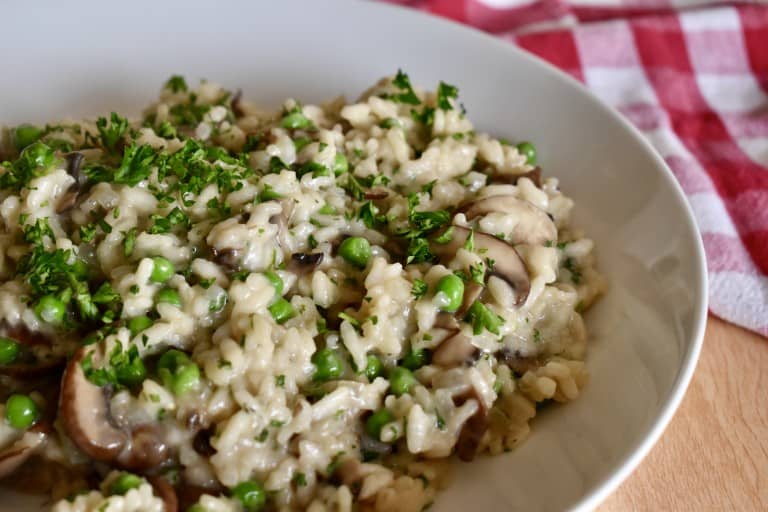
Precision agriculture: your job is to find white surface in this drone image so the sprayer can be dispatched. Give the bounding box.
[0,1,707,511]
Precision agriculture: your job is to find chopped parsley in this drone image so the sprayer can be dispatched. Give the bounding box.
[389,70,420,105]
[411,279,428,299]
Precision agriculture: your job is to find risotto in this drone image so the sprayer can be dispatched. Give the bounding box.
[0,72,604,511]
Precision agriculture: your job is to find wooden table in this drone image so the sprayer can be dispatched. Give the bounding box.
[599,315,768,511]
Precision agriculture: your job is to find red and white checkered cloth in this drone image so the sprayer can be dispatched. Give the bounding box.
[386,0,768,337]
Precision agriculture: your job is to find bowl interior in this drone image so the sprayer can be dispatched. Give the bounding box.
[2,1,707,510]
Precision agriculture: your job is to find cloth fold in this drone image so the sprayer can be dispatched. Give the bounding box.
[387,0,768,336]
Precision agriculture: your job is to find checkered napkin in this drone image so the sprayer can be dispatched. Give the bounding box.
[387,0,768,336]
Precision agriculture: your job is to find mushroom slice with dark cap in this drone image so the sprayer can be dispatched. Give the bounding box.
[56,152,87,213]
[0,428,47,479]
[288,252,324,275]
[431,226,531,305]
[60,347,129,462]
[454,390,490,462]
[459,195,557,246]
[148,476,179,512]
[432,333,478,368]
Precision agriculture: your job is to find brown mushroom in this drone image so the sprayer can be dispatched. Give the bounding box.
[455,406,489,462]
[363,190,388,200]
[60,347,129,462]
[177,483,224,511]
[120,425,170,471]
[489,167,541,187]
[211,247,241,271]
[60,347,172,471]
[288,252,323,274]
[148,476,178,512]
[0,430,46,479]
[432,333,478,368]
[456,281,484,318]
[431,226,530,305]
[453,390,490,462]
[57,152,87,213]
[497,348,542,375]
[460,195,557,246]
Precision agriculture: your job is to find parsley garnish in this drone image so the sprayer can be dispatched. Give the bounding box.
[95,112,129,151]
[465,301,504,335]
[411,279,428,299]
[436,81,459,110]
[164,75,188,93]
[390,70,420,105]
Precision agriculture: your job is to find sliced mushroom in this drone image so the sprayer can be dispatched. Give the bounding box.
[0,429,46,479]
[456,281,484,318]
[192,427,216,457]
[57,152,87,213]
[490,167,541,187]
[432,333,478,367]
[148,476,178,512]
[336,458,365,486]
[60,347,129,462]
[120,424,170,471]
[497,348,542,375]
[431,226,530,305]
[453,390,489,462]
[455,406,489,462]
[211,247,241,271]
[460,195,557,246]
[363,189,388,200]
[433,312,460,331]
[60,347,172,471]
[288,252,323,274]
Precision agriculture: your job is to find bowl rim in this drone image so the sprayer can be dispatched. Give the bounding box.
[369,2,709,510]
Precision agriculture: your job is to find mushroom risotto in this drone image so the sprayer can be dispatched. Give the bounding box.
[0,72,604,511]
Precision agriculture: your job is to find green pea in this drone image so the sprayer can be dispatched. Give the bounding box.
[0,338,20,365]
[115,357,146,388]
[402,348,431,371]
[362,354,383,382]
[338,237,371,269]
[34,295,66,324]
[128,315,153,337]
[157,349,200,396]
[311,348,344,382]
[231,480,266,512]
[172,363,200,395]
[389,367,417,396]
[281,111,312,130]
[435,274,464,313]
[13,124,43,150]
[365,409,395,440]
[268,298,295,324]
[108,473,144,496]
[21,141,55,169]
[5,394,38,429]
[516,141,537,165]
[150,256,175,283]
[333,153,348,176]
[263,270,283,297]
[156,288,182,308]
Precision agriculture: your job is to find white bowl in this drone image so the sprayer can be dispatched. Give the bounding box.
[2,1,707,510]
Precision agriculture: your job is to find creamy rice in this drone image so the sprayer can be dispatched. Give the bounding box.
[0,72,604,511]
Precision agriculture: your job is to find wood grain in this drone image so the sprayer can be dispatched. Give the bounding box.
[599,315,768,511]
